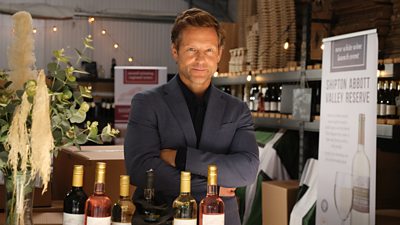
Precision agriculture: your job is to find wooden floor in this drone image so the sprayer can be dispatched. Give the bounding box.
[0,201,63,225]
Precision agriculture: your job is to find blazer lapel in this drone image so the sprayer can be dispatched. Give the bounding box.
[162,76,197,147]
[199,86,226,148]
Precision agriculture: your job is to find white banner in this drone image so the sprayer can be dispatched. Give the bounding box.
[317,29,377,225]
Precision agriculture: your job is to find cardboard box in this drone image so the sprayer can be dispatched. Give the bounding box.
[262,180,299,225]
[52,145,135,204]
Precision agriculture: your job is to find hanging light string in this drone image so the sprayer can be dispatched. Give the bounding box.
[89,17,141,65]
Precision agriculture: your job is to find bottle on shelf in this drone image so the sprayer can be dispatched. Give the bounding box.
[277,84,282,113]
[143,169,160,222]
[397,82,400,119]
[377,81,386,119]
[270,84,278,113]
[111,175,135,224]
[199,165,224,225]
[172,171,197,225]
[111,58,117,79]
[84,162,112,225]
[249,85,259,112]
[264,85,271,113]
[351,113,370,225]
[63,165,88,225]
[386,81,397,119]
[315,84,321,116]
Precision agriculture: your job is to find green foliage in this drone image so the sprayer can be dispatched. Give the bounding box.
[0,38,119,171]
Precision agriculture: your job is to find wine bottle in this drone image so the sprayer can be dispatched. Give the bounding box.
[199,165,224,225]
[386,81,397,119]
[277,84,282,113]
[63,165,88,225]
[377,81,385,118]
[264,85,271,112]
[270,85,278,112]
[173,171,197,225]
[111,175,135,225]
[351,114,370,225]
[84,162,112,225]
[143,169,160,222]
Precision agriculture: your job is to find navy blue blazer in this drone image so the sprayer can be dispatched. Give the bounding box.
[124,75,259,225]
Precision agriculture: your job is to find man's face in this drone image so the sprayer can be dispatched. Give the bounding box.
[171,26,222,90]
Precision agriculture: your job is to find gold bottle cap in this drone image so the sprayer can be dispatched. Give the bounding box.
[95,162,106,184]
[120,175,130,197]
[180,171,191,193]
[207,164,218,185]
[72,165,84,187]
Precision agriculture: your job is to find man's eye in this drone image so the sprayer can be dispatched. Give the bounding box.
[187,48,196,52]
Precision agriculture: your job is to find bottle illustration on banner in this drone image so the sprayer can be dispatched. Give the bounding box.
[334,172,353,225]
[351,113,370,225]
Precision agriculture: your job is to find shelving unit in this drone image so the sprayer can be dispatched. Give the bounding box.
[212,69,400,140]
[253,117,397,140]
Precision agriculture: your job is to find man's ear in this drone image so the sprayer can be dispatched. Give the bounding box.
[171,43,178,61]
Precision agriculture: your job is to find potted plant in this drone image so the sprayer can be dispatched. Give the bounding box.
[0,11,119,224]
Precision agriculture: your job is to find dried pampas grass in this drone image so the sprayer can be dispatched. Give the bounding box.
[8,11,37,91]
[6,92,31,175]
[31,70,54,193]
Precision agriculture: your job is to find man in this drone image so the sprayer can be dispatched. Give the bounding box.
[124,8,259,225]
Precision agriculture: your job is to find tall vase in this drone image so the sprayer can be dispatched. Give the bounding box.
[4,170,35,225]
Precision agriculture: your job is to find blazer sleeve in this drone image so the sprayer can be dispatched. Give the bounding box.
[185,101,260,188]
[124,93,206,197]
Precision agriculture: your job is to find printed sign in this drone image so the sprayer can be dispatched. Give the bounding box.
[317,29,377,225]
[114,66,167,126]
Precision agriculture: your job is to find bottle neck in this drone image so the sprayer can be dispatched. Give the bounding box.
[94,182,106,195]
[207,184,218,196]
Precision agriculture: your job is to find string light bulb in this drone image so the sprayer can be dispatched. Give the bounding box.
[114,43,119,49]
[246,74,252,82]
[87,34,92,39]
[88,17,95,23]
[32,28,37,34]
[283,41,289,50]
[52,26,58,32]
[101,29,106,35]
[213,71,219,77]
[128,57,133,62]
[320,43,325,50]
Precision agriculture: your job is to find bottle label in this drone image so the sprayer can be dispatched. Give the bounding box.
[270,102,278,112]
[386,105,396,115]
[86,216,111,225]
[173,218,197,225]
[202,214,224,225]
[378,104,386,116]
[63,213,85,225]
[264,102,271,111]
[112,222,131,225]
[352,175,370,213]
[277,102,281,112]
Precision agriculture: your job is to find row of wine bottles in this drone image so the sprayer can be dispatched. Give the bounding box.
[173,165,224,225]
[63,163,134,225]
[220,82,322,116]
[63,163,225,225]
[85,98,115,126]
[377,80,400,119]
[221,79,400,120]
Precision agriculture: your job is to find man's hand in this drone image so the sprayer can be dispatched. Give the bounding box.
[160,148,177,167]
[219,187,236,197]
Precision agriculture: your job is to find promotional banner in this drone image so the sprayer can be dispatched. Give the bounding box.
[114,66,167,129]
[317,29,377,225]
